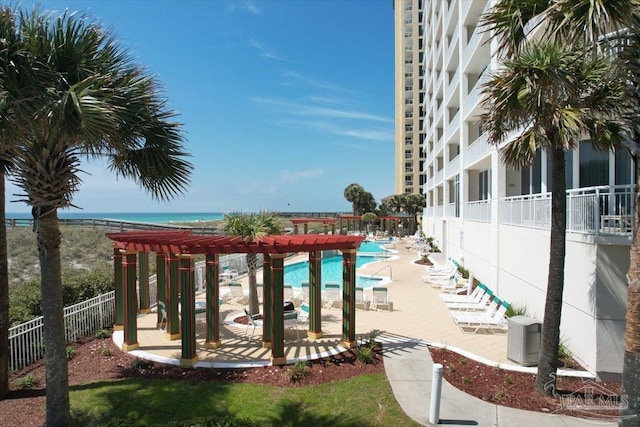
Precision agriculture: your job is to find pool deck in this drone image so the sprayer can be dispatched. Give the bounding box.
[115,238,511,368]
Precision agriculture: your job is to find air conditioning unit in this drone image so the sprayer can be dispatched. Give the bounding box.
[507,316,541,366]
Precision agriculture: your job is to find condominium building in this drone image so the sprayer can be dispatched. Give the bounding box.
[394,0,425,196]
[396,0,633,379]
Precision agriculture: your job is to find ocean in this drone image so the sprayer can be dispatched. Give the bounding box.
[5,212,224,224]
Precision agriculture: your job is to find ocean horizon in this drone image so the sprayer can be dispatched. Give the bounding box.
[5,212,225,224]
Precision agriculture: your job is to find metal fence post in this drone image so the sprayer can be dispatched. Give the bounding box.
[429,363,443,424]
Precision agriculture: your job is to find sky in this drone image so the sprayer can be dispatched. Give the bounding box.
[5,0,396,214]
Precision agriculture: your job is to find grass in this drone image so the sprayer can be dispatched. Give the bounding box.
[69,373,420,426]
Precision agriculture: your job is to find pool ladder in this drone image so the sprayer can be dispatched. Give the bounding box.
[360,265,392,287]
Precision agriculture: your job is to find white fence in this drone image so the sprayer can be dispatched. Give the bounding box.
[9,291,115,372]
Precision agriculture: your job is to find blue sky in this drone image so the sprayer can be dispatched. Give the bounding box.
[6,0,395,214]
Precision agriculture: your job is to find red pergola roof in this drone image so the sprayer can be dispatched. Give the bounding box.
[289,218,336,224]
[106,230,366,255]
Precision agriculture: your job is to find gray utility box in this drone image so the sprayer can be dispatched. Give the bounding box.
[507,316,542,366]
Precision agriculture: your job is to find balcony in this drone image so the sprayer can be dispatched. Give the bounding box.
[465,200,491,222]
[464,132,492,168]
[500,185,634,236]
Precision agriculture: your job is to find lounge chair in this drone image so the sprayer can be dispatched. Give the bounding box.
[324,282,342,308]
[445,288,493,311]
[219,265,239,283]
[371,287,393,311]
[256,284,264,304]
[224,282,248,305]
[355,286,370,310]
[300,281,310,305]
[284,284,302,306]
[450,298,510,334]
[440,283,487,303]
[243,308,263,338]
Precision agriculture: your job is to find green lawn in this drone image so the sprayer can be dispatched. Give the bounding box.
[69,373,421,427]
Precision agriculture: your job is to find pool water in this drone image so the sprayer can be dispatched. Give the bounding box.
[284,254,388,289]
[358,240,392,253]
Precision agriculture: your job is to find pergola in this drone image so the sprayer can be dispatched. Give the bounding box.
[289,217,336,235]
[338,214,412,235]
[106,230,366,367]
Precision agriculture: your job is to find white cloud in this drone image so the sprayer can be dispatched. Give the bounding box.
[279,168,323,183]
[282,71,354,93]
[251,97,393,123]
[249,38,284,61]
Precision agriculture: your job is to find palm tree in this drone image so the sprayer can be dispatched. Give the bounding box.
[361,212,378,234]
[343,183,366,215]
[2,8,193,426]
[481,40,626,395]
[223,211,283,316]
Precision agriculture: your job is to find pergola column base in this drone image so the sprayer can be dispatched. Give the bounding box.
[165,332,181,340]
[203,340,221,349]
[340,340,357,349]
[262,341,272,349]
[271,356,286,365]
[121,342,139,352]
[180,357,199,368]
[307,331,323,340]
[113,324,124,331]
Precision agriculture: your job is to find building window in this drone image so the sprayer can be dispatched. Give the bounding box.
[521,150,541,194]
[405,137,413,145]
[479,169,491,200]
[454,174,460,217]
[579,141,608,187]
[405,149,412,160]
[405,162,413,173]
[405,176,414,186]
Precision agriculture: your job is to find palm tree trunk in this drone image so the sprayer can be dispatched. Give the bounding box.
[247,253,260,315]
[37,209,70,426]
[620,161,640,425]
[0,174,9,397]
[535,145,567,395]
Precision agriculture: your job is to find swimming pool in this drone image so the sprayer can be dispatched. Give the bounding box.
[283,254,389,289]
[358,240,392,254]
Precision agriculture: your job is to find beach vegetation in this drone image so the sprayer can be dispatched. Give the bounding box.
[0,5,193,425]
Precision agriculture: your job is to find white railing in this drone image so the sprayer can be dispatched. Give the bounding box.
[501,185,634,235]
[502,193,551,229]
[466,200,492,222]
[9,291,115,372]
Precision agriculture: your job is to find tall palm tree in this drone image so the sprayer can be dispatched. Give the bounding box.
[3,8,193,426]
[343,183,366,215]
[481,40,626,395]
[223,211,283,316]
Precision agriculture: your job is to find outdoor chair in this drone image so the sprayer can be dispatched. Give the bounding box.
[445,288,493,311]
[439,283,487,304]
[244,308,263,338]
[300,281,310,305]
[324,283,342,309]
[450,298,510,334]
[355,286,370,310]
[284,284,302,306]
[371,287,393,311]
[225,282,248,305]
[158,301,168,331]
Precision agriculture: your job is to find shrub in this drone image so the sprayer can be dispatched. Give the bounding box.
[16,374,39,389]
[130,358,153,372]
[66,346,75,360]
[95,329,111,339]
[356,345,375,364]
[287,360,308,382]
[102,347,112,357]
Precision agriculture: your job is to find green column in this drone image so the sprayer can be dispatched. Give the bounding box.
[204,254,221,349]
[113,246,124,330]
[122,251,139,351]
[165,254,180,340]
[270,254,286,365]
[341,249,357,349]
[262,255,272,348]
[308,250,323,339]
[179,255,198,367]
[156,253,166,327]
[138,251,150,313]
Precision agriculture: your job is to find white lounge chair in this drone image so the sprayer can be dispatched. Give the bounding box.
[324,283,341,308]
[440,283,487,303]
[450,299,510,334]
[371,287,393,311]
[284,284,302,306]
[445,288,493,311]
[355,286,370,310]
[300,281,310,305]
[224,282,248,305]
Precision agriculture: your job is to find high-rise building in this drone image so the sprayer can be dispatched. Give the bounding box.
[394,0,425,196]
[396,0,633,379]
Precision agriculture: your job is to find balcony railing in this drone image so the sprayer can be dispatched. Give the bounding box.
[466,200,491,222]
[501,184,634,236]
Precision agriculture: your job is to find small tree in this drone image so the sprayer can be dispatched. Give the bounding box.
[361,212,378,233]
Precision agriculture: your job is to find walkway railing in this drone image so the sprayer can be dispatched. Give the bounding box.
[9,291,115,372]
[501,184,634,236]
